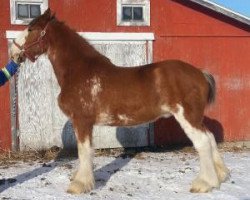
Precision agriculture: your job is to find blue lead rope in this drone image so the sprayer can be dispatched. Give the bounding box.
[0,60,19,86]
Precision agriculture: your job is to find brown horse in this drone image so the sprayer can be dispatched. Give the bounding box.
[11,9,229,194]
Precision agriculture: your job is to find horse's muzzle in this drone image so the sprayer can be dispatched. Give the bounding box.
[11,51,26,64]
[18,51,27,63]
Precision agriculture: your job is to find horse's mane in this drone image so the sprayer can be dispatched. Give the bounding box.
[48,17,113,65]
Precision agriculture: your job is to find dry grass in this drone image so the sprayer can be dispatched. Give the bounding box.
[0,146,61,167]
[0,144,248,167]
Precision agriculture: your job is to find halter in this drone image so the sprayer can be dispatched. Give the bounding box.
[13,22,50,62]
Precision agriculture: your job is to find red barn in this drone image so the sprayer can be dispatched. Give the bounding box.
[0,0,250,151]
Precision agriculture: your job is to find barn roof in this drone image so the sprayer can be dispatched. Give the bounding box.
[189,0,250,26]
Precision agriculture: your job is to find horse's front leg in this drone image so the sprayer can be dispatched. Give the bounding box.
[67,120,94,194]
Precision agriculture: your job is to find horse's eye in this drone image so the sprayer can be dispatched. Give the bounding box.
[28,28,32,32]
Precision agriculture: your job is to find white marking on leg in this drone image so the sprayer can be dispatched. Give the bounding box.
[173,104,219,192]
[77,138,94,184]
[207,132,230,183]
[67,136,94,194]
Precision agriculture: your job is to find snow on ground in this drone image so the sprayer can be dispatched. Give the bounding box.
[0,149,249,200]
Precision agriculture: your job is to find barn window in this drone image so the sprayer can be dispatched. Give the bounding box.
[117,0,150,26]
[17,4,41,19]
[10,0,48,25]
[122,6,143,21]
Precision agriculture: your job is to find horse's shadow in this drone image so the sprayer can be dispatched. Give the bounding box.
[0,116,224,193]
[0,160,59,193]
[0,148,134,193]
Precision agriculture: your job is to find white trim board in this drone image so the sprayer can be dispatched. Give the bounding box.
[189,0,250,26]
[6,31,155,41]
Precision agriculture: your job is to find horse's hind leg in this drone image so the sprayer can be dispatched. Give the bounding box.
[173,104,220,193]
[207,132,230,183]
[67,120,94,194]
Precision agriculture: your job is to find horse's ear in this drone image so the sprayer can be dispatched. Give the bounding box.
[51,12,56,20]
[43,8,52,18]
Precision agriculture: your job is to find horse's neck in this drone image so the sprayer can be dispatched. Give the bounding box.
[47,46,67,87]
[47,22,100,87]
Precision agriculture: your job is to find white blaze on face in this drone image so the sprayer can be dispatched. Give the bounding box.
[10,29,29,58]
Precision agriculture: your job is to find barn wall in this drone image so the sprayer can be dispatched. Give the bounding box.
[154,36,250,145]
[0,0,25,151]
[0,1,11,151]
[0,0,249,150]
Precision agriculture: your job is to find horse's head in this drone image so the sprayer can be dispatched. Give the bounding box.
[10,8,54,63]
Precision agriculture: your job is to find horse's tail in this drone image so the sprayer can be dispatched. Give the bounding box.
[203,71,216,104]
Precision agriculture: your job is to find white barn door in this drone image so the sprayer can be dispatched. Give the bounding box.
[7,32,154,150]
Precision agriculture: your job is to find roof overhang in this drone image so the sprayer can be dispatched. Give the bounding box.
[189,0,250,26]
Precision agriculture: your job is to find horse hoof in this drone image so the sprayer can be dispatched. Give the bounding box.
[190,178,219,193]
[217,166,230,183]
[67,180,94,194]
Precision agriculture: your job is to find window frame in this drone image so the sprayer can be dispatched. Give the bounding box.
[10,0,48,25]
[117,0,150,26]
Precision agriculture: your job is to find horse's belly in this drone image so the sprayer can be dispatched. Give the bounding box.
[95,108,168,127]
